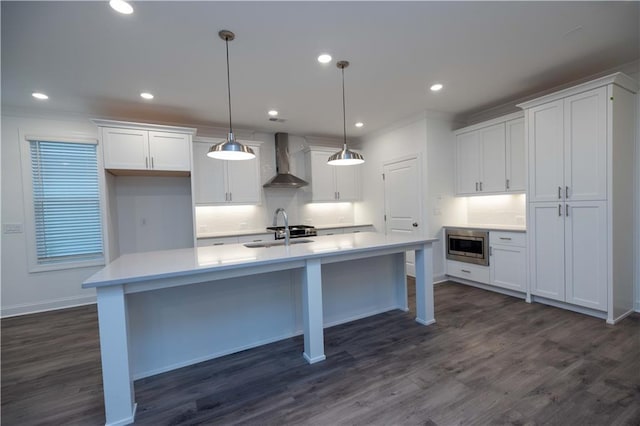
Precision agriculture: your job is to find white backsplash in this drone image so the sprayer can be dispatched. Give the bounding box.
[466,194,526,226]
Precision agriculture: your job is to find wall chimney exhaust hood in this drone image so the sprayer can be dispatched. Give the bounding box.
[263,133,308,188]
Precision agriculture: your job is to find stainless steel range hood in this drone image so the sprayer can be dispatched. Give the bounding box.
[263,133,308,188]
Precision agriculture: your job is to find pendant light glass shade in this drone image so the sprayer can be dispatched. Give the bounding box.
[208,30,255,161]
[328,60,364,166]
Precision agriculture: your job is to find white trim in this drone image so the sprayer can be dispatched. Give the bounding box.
[454,111,524,134]
[517,72,639,110]
[23,134,98,145]
[1,295,97,318]
[104,404,137,426]
[447,277,527,300]
[531,295,607,320]
[91,118,197,135]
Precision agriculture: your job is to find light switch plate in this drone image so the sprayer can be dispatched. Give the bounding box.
[3,223,24,234]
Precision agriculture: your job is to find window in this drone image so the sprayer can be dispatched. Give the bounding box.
[22,136,104,271]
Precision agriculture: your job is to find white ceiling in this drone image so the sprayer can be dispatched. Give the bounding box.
[2,1,638,139]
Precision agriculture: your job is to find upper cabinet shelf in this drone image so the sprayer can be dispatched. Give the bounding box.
[454,112,524,196]
[94,120,197,176]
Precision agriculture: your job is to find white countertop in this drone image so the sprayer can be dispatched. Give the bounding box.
[197,223,374,239]
[84,232,436,288]
[444,224,526,232]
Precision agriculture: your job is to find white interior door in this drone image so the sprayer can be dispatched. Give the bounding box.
[383,157,421,276]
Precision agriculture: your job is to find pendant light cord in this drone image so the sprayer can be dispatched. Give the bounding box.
[341,67,347,149]
[225,36,233,134]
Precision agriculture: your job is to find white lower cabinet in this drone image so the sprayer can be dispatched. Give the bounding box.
[529,201,607,310]
[446,260,490,284]
[489,231,526,292]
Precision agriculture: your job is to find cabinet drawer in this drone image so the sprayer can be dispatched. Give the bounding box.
[237,233,274,243]
[490,231,525,247]
[447,260,490,284]
[316,229,344,236]
[197,236,239,247]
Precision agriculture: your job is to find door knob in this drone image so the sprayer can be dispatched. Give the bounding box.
[412,222,418,227]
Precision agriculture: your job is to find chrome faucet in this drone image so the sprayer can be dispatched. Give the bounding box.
[272,208,290,245]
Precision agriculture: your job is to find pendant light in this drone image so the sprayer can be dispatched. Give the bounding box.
[207,30,255,161]
[328,60,364,166]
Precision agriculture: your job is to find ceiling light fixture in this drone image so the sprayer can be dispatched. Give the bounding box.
[317,54,332,64]
[109,0,133,15]
[268,110,279,116]
[32,92,49,100]
[207,30,255,161]
[327,61,364,166]
[140,92,154,100]
[355,122,364,128]
[430,83,444,92]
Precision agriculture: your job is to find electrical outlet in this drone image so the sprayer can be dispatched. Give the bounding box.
[239,222,248,229]
[3,223,24,234]
[433,208,442,216]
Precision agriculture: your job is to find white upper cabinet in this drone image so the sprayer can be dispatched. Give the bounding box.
[454,112,523,196]
[505,118,525,192]
[192,140,261,205]
[306,147,361,202]
[527,87,608,203]
[96,120,195,173]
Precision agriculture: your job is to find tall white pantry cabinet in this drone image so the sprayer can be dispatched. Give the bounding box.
[518,73,638,324]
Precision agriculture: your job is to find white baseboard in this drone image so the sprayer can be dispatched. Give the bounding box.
[447,277,527,300]
[1,295,96,318]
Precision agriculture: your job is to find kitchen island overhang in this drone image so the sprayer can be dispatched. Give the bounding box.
[84,232,436,426]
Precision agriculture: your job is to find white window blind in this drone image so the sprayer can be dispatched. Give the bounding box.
[29,140,103,264]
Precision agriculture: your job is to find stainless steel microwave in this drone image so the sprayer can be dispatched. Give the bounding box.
[445,228,489,266]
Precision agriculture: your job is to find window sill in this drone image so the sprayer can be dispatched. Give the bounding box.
[28,257,105,274]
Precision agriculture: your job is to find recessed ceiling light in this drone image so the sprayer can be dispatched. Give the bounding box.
[355,122,364,128]
[268,110,278,116]
[32,92,48,100]
[317,54,332,64]
[430,83,444,92]
[140,92,154,100]
[109,0,133,15]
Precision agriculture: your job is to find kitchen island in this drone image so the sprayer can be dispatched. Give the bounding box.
[84,232,436,426]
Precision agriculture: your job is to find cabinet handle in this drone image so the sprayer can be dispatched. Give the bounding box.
[565,186,569,199]
[558,204,562,216]
[475,182,479,191]
[479,182,483,191]
[146,157,149,169]
[499,237,512,240]
[229,193,232,202]
[461,269,471,273]
[506,179,510,190]
[213,242,224,246]
[558,186,562,199]
[489,246,493,256]
[565,204,569,217]
[151,157,154,169]
[225,193,228,201]
[252,239,262,242]
[338,191,340,200]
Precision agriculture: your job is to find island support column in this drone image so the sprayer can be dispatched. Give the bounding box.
[302,258,326,363]
[96,285,136,426]
[414,243,435,325]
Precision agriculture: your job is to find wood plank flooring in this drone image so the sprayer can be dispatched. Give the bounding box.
[2,281,639,425]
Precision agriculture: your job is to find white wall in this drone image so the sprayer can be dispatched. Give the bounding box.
[1,113,101,316]
[355,113,459,280]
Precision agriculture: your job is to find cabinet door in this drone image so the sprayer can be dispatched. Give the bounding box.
[334,164,360,201]
[564,201,607,310]
[529,202,565,301]
[564,87,607,201]
[192,142,226,204]
[309,151,337,201]
[226,145,261,204]
[506,118,525,192]
[490,245,526,292]
[528,100,564,202]
[455,131,481,195]
[148,131,191,171]
[479,123,506,193]
[102,127,149,170]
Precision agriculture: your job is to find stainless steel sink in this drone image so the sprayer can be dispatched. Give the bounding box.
[243,239,314,248]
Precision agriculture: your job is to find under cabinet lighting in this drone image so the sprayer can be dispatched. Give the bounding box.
[140,92,154,100]
[110,0,133,15]
[355,122,364,128]
[32,92,49,100]
[268,110,279,116]
[430,83,444,92]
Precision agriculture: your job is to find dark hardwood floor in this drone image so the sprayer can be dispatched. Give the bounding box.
[2,281,639,425]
